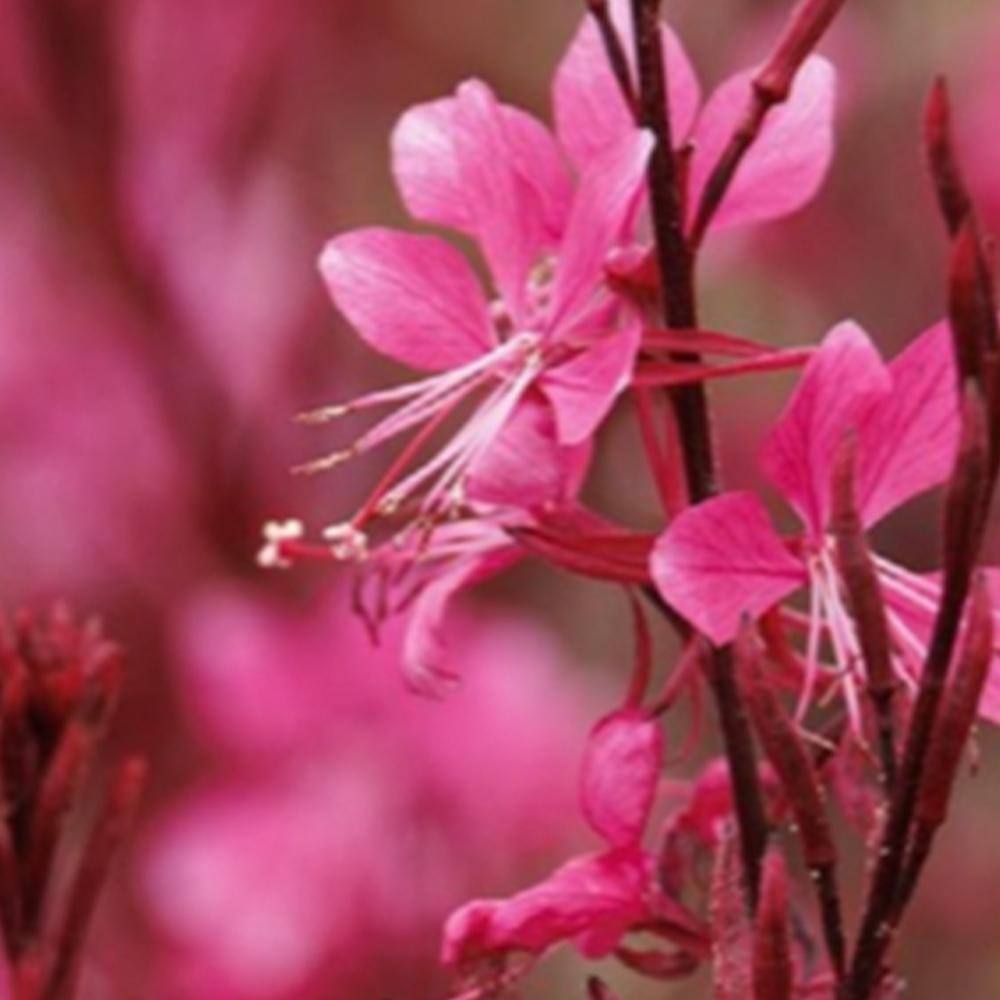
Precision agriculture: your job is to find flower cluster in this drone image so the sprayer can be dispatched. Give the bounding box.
[264,0,1000,997]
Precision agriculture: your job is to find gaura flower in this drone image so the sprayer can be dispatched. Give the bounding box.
[303,79,652,549]
[442,709,709,997]
[650,320,1000,729]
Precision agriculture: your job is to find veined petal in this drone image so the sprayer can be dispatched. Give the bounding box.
[552,0,700,169]
[391,94,572,245]
[650,492,806,645]
[549,130,654,334]
[466,392,593,508]
[855,321,960,527]
[688,56,836,233]
[450,79,547,324]
[759,321,891,538]
[880,566,1000,725]
[319,227,495,371]
[541,323,641,444]
[581,709,663,847]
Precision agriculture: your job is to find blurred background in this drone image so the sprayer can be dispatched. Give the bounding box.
[1,0,999,996]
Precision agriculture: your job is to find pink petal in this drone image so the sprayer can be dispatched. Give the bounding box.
[759,321,891,539]
[402,547,519,697]
[552,0,700,169]
[650,492,807,645]
[442,847,653,966]
[881,567,1000,725]
[688,56,836,233]
[318,227,494,371]
[448,80,549,324]
[581,709,663,847]
[466,391,593,508]
[855,321,960,527]
[548,130,654,334]
[391,94,572,245]
[540,323,641,444]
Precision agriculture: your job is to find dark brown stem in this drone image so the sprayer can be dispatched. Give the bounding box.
[586,0,637,113]
[629,0,767,909]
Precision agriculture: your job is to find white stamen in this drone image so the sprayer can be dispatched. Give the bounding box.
[257,519,304,569]
[323,523,369,562]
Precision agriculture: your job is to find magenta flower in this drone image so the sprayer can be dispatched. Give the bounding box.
[649,320,1000,728]
[553,0,837,233]
[307,78,652,549]
[442,709,709,996]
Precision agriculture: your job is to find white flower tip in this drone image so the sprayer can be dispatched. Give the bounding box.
[257,519,303,570]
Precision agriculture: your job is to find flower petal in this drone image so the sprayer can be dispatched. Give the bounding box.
[402,546,519,697]
[442,847,653,966]
[688,56,836,233]
[448,80,550,323]
[319,227,494,371]
[855,320,960,527]
[553,0,700,169]
[650,492,806,645]
[466,392,593,508]
[391,94,572,245]
[541,323,641,444]
[548,130,654,335]
[759,321,891,538]
[581,709,663,847]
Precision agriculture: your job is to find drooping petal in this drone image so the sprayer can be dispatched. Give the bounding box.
[548,130,654,335]
[402,545,519,697]
[650,492,807,646]
[318,227,495,371]
[759,321,891,539]
[581,709,663,847]
[855,321,960,527]
[541,323,641,444]
[442,847,654,967]
[687,56,836,233]
[466,392,593,508]
[391,94,572,245]
[552,0,700,169]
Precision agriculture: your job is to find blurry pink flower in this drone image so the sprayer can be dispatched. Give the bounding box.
[443,709,708,995]
[649,320,1000,729]
[144,586,601,998]
[554,0,837,233]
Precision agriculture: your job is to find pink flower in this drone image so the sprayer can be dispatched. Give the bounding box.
[553,0,837,233]
[442,709,709,996]
[649,320,1000,729]
[304,78,652,550]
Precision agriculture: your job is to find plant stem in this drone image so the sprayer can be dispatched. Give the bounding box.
[629,0,767,909]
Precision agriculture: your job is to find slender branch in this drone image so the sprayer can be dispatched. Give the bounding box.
[586,0,637,113]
